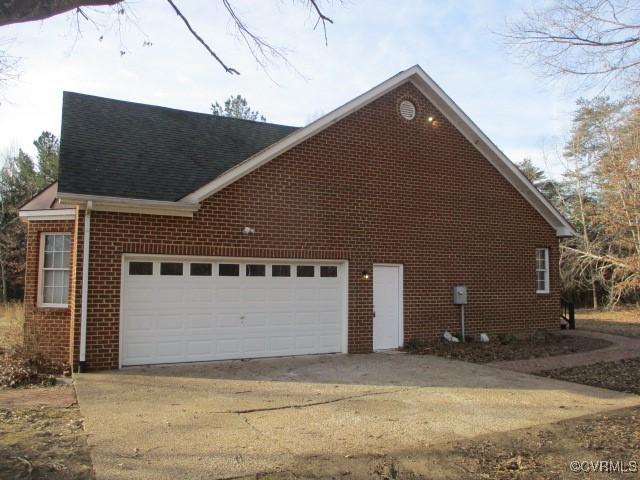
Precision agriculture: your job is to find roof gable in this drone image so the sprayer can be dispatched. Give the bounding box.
[57,92,297,201]
[181,65,575,237]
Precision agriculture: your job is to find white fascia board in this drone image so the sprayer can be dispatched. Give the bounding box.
[58,192,199,218]
[181,65,575,238]
[18,209,76,221]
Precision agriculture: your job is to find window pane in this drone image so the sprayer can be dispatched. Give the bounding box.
[219,264,240,276]
[246,264,266,277]
[129,262,153,275]
[54,286,64,304]
[60,285,69,304]
[296,265,315,277]
[160,262,183,276]
[320,266,338,278]
[43,286,54,304]
[272,265,291,277]
[54,234,63,251]
[63,234,71,252]
[45,235,56,252]
[54,270,65,287]
[190,263,212,276]
[44,251,54,268]
[44,270,55,287]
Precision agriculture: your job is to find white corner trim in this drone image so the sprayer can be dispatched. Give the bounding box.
[57,192,199,217]
[19,209,76,221]
[181,65,575,238]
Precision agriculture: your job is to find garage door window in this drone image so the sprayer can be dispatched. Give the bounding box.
[190,263,212,276]
[160,262,183,276]
[320,266,338,278]
[129,261,153,275]
[219,264,240,276]
[272,265,291,277]
[297,265,315,277]
[246,264,266,277]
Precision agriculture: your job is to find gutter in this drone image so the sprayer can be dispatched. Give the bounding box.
[78,200,92,373]
[57,192,199,217]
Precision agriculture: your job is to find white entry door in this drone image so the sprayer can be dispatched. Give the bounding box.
[373,264,402,350]
[121,258,346,366]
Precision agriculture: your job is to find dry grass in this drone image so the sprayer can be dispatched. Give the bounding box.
[0,302,24,351]
[576,307,640,338]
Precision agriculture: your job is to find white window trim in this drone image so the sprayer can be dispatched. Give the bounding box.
[536,248,550,294]
[38,232,71,308]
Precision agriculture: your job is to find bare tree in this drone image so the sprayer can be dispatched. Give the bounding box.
[0,0,339,78]
[503,0,640,90]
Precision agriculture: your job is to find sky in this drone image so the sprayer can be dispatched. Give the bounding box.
[0,0,583,177]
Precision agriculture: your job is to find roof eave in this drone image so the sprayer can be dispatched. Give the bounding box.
[57,192,200,218]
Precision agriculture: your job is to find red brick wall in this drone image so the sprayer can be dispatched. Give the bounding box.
[23,218,76,365]
[32,82,561,370]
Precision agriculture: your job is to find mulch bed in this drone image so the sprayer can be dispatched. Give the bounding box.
[0,406,94,479]
[540,357,640,395]
[408,331,612,363]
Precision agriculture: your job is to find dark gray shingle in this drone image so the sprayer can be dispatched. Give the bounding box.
[58,92,298,201]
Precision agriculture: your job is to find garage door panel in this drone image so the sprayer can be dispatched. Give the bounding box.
[270,312,294,326]
[218,287,243,302]
[156,315,184,332]
[269,287,294,302]
[244,312,267,327]
[122,259,344,366]
[217,338,241,355]
[244,286,266,301]
[186,340,213,356]
[217,313,241,328]
[186,313,214,329]
[295,311,317,325]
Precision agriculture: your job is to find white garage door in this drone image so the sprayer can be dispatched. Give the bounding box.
[121,258,346,366]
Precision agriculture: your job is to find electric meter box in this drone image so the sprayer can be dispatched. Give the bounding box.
[453,286,467,305]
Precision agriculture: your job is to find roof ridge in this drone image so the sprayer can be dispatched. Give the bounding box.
[62,91,298,130]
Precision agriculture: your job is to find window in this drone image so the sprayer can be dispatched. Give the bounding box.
[296,265,315,277]
[219,264,240,276]
[190,263,212,276]
[536,248,549,293]
[40,233,71,306]
[246,264,266,277]
[320,266,338,278]
[272,265,291,277]
[129,261,153,275]
[160,262,183,276]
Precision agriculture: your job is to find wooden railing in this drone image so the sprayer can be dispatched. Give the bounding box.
[560,297,575,330]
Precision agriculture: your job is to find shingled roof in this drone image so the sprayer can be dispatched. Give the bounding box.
[58,92,298,201]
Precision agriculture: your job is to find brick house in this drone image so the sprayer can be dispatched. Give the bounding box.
[19,65,574,371]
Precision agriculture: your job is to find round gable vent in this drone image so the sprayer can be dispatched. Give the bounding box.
[399,100,416,120]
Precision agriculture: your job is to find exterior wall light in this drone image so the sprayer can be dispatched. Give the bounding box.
[362,270,370,280]
[427,116,434,123]
[242,226,255,235]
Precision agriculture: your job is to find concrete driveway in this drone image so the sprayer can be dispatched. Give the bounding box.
[75,353,640,479]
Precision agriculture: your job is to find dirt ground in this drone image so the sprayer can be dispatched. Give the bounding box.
[541,357,640,396]
[409,331,612,363]
[0,405,94,479]
[576,307,640,337]
[255,405,640,479]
